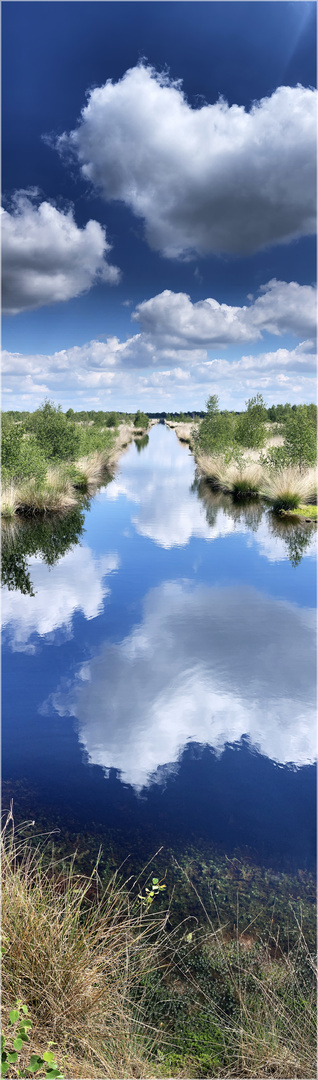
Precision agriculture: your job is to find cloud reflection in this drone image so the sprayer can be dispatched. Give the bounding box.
[101,427,317,561]
[52,580,316,786]
[2,547,119,651]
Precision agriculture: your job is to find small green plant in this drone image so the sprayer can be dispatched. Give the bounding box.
[1,1003,64,1078]
[137,876,166,907]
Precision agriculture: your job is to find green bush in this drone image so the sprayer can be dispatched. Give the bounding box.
[1,425,48,485]
[27,402,81,462]
[134,410,149,429]
[235,394,267,449]
[283,406,317,469]
[197,395,236,453]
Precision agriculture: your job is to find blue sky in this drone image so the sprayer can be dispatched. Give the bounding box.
[2,1,316,412]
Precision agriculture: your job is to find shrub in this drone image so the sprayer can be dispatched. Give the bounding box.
[235,393,267,449]
[134,410,149,430]
[283,406,317,470]
[28,402,81,462]
[197,395,236,454]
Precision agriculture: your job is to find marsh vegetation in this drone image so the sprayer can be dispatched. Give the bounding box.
[1,811,316,1079]
[1,402,150,518]
[182,395,317,514]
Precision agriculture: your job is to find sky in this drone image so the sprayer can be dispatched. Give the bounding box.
[2,0,317,413]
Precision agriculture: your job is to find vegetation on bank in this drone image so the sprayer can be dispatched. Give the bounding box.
[1,402,150,518]
[192,395,317,514]
[1,810,316,1079]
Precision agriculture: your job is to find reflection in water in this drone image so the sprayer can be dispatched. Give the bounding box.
[2,543,119,650]
[134,433,149,452]
[2,425,316,871]
[1,507,86,595]
[195,475,317,566]
[49,579,316,787]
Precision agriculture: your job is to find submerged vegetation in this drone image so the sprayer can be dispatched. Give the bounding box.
[1,809,316,1079]
[1,402,151,518]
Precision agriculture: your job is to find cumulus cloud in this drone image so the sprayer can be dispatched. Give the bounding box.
[134,281,317,346]
[50,581,316,787]
[2,546,119,651]
[56,65,317,257]
[2,277,316,409]
[2,190,120,314]
[2,337,316,412]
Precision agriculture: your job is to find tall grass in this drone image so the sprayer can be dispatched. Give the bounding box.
[2,812,316,1078]
[261,465,317,512]
[1,810,172,1079]
[195,453,263,497]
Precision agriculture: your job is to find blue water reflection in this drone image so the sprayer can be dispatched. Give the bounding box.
[2,424,316,869]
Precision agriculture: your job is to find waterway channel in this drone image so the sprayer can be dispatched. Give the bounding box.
[2,423,317,893]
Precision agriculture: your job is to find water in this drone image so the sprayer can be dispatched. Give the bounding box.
[2,424,317,875]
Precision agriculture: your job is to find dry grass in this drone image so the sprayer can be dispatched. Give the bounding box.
[261,465,317,510]
[1,483,20,518]
[167,422,196,447]
[1,809,172,1079]
[74,452,108,489]
[17,470,77,514]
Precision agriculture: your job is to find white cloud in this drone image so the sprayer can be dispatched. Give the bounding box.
[134,281,317,346]
[2,546,119,650]
[2,190,120,314]
[56,65,317,257]
[50,581,316,788]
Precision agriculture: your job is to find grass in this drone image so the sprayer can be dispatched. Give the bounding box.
[1,809,173,1079]
[195,451,317,514]
[261,465,317,513]
[1,811,316,1079]
[1,426,137,519]
[195,453,263,498]
[283,503,317,520]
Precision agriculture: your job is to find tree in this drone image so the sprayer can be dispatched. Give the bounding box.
[134,410,149,429]
[28,400,81,461]
[235,394,267,449]
[284,406,317,470]
[197,395,236,453]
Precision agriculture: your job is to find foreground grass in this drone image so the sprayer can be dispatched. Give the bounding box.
[1,812,316,1078]
[194,446,317,513]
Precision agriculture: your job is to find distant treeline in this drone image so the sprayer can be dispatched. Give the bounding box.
[3,402,316,423]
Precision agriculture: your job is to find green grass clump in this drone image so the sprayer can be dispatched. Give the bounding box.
[283,504,317,520]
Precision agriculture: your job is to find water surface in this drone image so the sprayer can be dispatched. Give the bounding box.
[2,425,316,871]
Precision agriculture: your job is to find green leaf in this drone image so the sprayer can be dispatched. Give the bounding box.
[21,1006,28,1015]
[13,1038,23,1051]
[1,1064,9,1076]
[43,1052,55,1063]
[152,877,159,885]
[1,1039,5,1051]
[22,1019,32,1030]
[9,1010,19,1024]
[1,1053,7,1063]
[7,1053,18,1063]
[29,1055,43,1067]
[45,1069,64,1079]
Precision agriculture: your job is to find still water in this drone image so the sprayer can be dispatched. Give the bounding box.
[2,424,317,872]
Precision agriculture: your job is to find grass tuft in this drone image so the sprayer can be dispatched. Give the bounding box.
[262,466,317,513]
